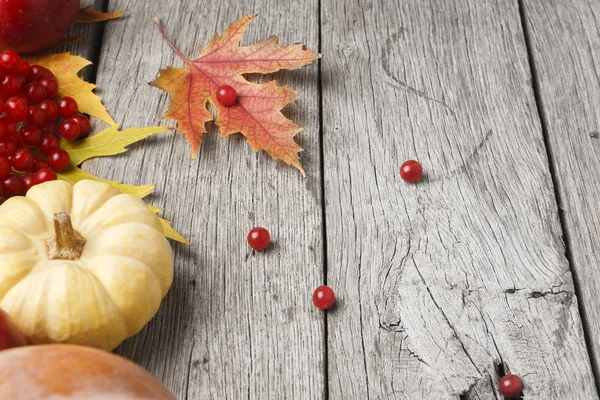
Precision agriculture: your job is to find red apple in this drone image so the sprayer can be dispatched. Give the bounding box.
[0,0,81,53]
[0,308,27,350]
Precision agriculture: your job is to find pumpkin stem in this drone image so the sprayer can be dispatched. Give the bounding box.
[46,212,86,260]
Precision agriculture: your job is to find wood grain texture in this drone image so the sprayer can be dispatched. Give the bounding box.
[521,0,600,375]
[60,0,104,81]
[88,0,323,398]
[321,0,598,398]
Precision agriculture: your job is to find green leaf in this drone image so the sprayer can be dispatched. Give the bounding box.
[62,125,168,165]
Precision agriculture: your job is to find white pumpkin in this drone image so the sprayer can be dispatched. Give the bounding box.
[0,179,173,351]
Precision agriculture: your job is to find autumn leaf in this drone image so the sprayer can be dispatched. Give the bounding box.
[25,52,115,126]
[58,167,155,198]
[61,125,167,165]
[75,6,125,24]
[149,206,191,245]
[57,125,163,198]
[152,14,318,175]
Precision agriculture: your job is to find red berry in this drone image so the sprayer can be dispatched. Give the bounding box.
[39,100,58,122]
[71,114,90,135]
[0,50,19,70]
[30,156,48,172]
[0,140,16,157]
[41,123,59,138]
[247,227,270,250]
[48,149,70,171]
[25,82,46,104]
[0,156,10,179]
[19,126,42,147]
[400,160,423,182]
[27,105,47,128]
[57,96,78,118]
[498,374,523,398]
[60,118,81,140]
[0,181,3,198]
[28,65,53,82]
[21,173,36,193]
[39,78,58,98]
[12,148,33,171]
[0,118,16,141]
[35,167,57,184]
[312,285,335,310]
[0,74,25,96]
[40,135,60,155]
[15,60,31,76]
[216,85,237,106]
[3,174,23,196]
[4,96,28,122]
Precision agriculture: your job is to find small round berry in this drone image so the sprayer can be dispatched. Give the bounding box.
[57,96,78,118]
[28,105,47,128]
[21,173,36,193]
[28,65,53,82]
[41,123,60,138]
[247,227,270,250]
[3,174,23,196]
[0,118,16,141]
[19,126,42,147]
[0,74,25,96]
[25,82,47,104]
[400,160,423,182]
[71,114,91,135]
[0,50,19,70]
[60,118,81,140]
[48,149,70,171]
[498,374,523,398]
[39,100,58,122]
[40,135,60,155]
[30,156,49,173]
[4,96,28,122]
[12,148,34,171]
[0,140,16,158]
[15,59,31,76]
[0,156,10,180]
[35,167,57,184]
[39,78,58,98]
[216,85,237,106]
[313,285,335,310]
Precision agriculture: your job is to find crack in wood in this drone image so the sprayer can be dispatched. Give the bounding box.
[380,31,455,116]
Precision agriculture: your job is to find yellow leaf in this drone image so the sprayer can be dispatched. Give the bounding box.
[149,206,191,244]
[58,167,155,198]
[25,53,115,126]
[62,125,168,166]
[75,6,125,23]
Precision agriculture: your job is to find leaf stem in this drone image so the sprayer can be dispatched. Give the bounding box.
[153,15,192,64]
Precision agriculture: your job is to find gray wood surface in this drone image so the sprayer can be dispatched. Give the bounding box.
[321,0,597,399]
[83,0,323,399]
[521,0,600,374]
[56,0,600,398]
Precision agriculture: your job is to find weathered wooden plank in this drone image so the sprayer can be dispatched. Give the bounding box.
[521,0,600,375]
[60,0,104,81]
[88,0,323,398]
[322,0,598,398]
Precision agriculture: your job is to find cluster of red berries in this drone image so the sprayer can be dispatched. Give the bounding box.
[247,227,336,310]
[0,50,90,199]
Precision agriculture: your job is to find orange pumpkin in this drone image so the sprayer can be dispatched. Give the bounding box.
[0,344,175,399]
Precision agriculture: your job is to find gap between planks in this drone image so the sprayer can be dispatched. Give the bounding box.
[517,0,600,394]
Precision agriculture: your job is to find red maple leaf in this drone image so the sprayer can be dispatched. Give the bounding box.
[152,14,318,174]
